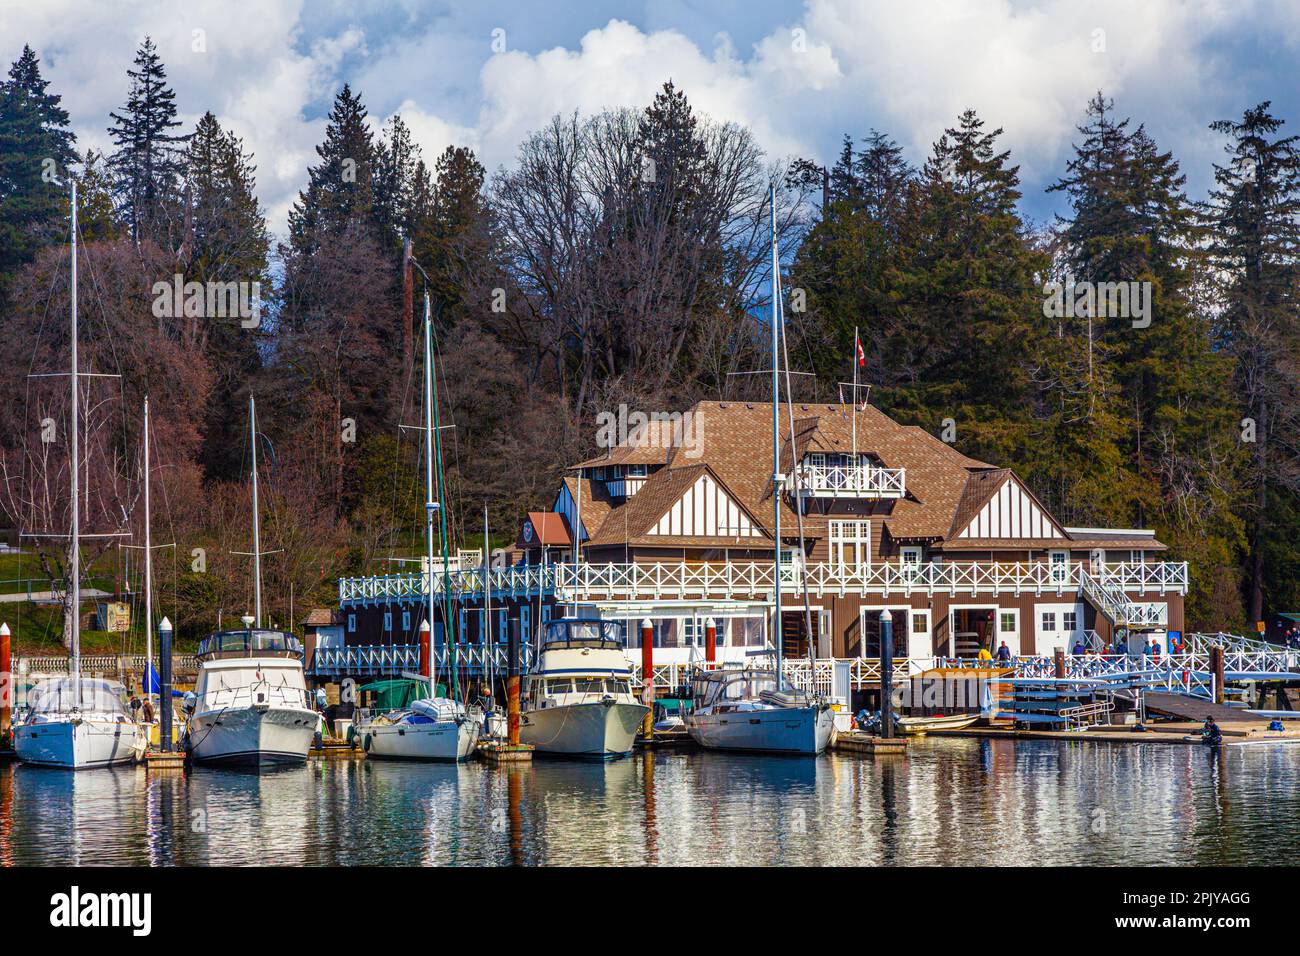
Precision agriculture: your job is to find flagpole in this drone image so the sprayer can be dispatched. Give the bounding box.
[852,326,858,466]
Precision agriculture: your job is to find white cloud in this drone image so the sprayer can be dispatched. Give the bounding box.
[3,0,1296,238]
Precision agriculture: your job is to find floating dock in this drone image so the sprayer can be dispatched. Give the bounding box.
[834,733,908,755]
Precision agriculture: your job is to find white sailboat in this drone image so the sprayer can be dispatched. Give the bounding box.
[351,271,479,761]
[684,185,834,756]
[184,396,317,766]
[520,619,648,759]
[15,180,147,770]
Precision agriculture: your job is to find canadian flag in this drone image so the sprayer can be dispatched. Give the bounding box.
[855,334,865,368]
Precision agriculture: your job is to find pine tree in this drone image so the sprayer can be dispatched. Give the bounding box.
[0,45,78,303]
[107,37,188,245]
[1206,102,1300,621]
[412,145,488,329]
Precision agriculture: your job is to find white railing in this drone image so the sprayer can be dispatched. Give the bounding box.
[15,654,200,676]
[310,642,533,677]
[795,463,906,498]
[338,559,1189,605]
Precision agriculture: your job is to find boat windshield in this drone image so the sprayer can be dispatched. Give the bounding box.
[25,677,132,718]
[540,618,624,650]
[197,629,304,661]
[692,669,778,706]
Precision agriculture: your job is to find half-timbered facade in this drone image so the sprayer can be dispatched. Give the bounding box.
[325,401,1187,681]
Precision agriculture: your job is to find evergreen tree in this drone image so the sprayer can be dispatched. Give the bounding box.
[287,84,379,255]
[412,145,488,329]
[107,37,188,246]
[885,110,1048,465]
[1045,93,1242,625]
[1206,102,1300,620]
[183,111,270,481]
[0,45,78,303]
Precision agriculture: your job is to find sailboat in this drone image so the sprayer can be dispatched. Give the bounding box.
[183,396,318,766]
[684,185,834,756]
[351,273,480,761]
[14,180,148,770]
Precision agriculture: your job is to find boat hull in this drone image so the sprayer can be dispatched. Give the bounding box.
[187,705,317,766]
[15,718,146,770]
[898,714,979,735]
[686,704,835,755]
[362,718,480,762]
[520,700,649,758]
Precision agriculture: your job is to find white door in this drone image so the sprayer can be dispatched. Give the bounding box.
[907,610,931,664]
[997,609,1020,657]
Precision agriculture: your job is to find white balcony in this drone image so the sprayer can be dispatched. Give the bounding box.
[794,463,906,499]
[338,559,1188,605]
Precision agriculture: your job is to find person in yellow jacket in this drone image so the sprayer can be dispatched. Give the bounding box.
[977,645,993,663]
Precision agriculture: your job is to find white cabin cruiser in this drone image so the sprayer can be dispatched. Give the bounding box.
[15,677,147,770]
[685,668,835,755]
[355,679,481,762]
[185,628,318,767]
[521,619,649,759]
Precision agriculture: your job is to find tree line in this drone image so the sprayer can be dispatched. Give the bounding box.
[0,38,1296,642]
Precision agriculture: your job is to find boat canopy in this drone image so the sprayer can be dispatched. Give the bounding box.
[541,618,625,650]
[358,678,445,710]
[25,677,131,717]
[690,668,778,707]
[197,629,304,661]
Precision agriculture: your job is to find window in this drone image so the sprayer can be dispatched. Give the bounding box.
[1063,611,1077,632]
[383,612,392,632]
[541,605,552,626]
[401,610,411,632]
[682,618,702,647]
[347,614,356,633]
[1041,612,1056,632]
[627,464,648,477]
[1049,550,1070,583]
[498,610,508,644]
[829,520,871,567]
[809,452,826,469]
[900,546,922,582]
[458,610,467,643]
[912,612,929,635]
[521,606,531,645]
[1000,613,1017,634]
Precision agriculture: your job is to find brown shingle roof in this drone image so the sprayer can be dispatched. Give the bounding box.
[560,476,614,542]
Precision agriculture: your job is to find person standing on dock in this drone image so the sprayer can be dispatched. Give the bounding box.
[1071,639,1085,656]
[996,641,1012,664]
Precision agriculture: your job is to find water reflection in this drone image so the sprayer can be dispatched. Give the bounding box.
[0,738,1297,865]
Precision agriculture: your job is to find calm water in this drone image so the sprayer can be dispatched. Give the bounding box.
[1,739,1298,865]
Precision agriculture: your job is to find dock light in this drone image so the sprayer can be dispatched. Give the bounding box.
[241,614,254,628]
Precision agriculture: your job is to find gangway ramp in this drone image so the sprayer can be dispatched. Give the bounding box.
[1144,692,1257,723]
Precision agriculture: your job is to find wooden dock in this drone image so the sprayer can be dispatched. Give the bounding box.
[926,719,1300,745]
[834,733,909,755]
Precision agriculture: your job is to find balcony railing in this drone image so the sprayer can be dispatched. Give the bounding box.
[795,463,906,499]
[309,642,534,677]
[339,559,1188,605]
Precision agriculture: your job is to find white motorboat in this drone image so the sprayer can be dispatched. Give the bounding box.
[685,668,835,755]
[15,678,147,769]
[185,628,318,766]
[897,713,980,735]
[520,619,649,759]
[355,684,481,762]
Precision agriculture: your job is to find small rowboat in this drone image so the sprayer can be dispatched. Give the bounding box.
[897,714,979,736]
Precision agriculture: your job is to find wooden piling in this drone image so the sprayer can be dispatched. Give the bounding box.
[1054,648,1066,679]
[0,622,10,745]
[641,619,654,740]
[1211,645,1225,705]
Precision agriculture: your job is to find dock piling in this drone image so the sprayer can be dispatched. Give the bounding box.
[1,622,10,745]
[880,610,894,739]
[159,617,172,751]
[641,619,654,740]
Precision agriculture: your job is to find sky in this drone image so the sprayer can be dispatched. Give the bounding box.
[4,0,1300,238]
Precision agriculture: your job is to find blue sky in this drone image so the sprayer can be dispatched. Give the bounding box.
[4,0,1300,235]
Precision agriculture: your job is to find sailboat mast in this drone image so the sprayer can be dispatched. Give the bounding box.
[143,395,153,685]
[769,184,783,689]
[69,179,80,686]
[249,394,262,628]
[423,293,437,679]
[483,502,492,687]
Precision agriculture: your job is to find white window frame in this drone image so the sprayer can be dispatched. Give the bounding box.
[347,614,356,633]
[829,520,872,568]
[1041,611,1057,632]
[401,609,411,632]
[1063,610,1078,633]
[1048,549,1070,585]
[383,611,392,632]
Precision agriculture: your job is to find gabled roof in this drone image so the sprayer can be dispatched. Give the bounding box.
[551,400,1166,553]
[947,469,1068,542]
[586,462,772,548]
[557,476,613,542]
